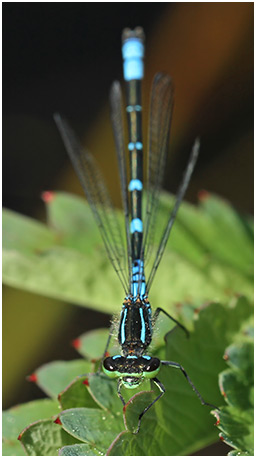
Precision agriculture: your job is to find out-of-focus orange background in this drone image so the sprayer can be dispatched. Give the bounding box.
[3,3,253,454]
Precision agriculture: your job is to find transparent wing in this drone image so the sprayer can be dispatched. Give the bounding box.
[146,138,200,292]
[109,81,132,291]
[54,113,129,294]
[142,73,174,263]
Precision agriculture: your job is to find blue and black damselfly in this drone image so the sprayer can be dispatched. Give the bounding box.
[55,27,216,433]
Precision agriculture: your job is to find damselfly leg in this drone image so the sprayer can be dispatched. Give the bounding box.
[133,363,218,434]
[153,307,189,338]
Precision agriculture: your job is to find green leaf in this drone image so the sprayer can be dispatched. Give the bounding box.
[3,242,122,314]
[59,443,102,456]
[228,450,252,456]
[19,419,81,456]
[217,408,253,455]
[122,390,155,432]
[155,192,253,277]
[35,359,92,398]
[3,192,253,313]
[2,399,59,456]
[3,208,57,253]
[90,372,138,412]
[59,375,99,410]
[59,408,121,452]
[214,319,254,456]
[2,441,25,457]
[74,328,111,359]
[198,195,253,275]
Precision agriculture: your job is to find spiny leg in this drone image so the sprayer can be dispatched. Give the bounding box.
[135,377,165,434]
[153,307,189,338]
[117,378,126,406]
[116,377,165,434]
[162,360,218,410]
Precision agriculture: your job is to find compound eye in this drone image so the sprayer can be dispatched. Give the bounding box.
[145,357,160,372]
[103,357,116,371]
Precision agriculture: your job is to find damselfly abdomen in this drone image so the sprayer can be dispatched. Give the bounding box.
[55,27,216,434]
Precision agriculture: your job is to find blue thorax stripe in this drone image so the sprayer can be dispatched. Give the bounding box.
[120,308,127,344]
[139,307,146,343]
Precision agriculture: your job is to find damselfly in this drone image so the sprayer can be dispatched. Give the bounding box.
[55,27,216,433]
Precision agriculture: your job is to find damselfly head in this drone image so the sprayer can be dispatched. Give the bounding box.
[103,354,161,387]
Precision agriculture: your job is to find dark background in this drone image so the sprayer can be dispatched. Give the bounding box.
[3,3,253,455]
